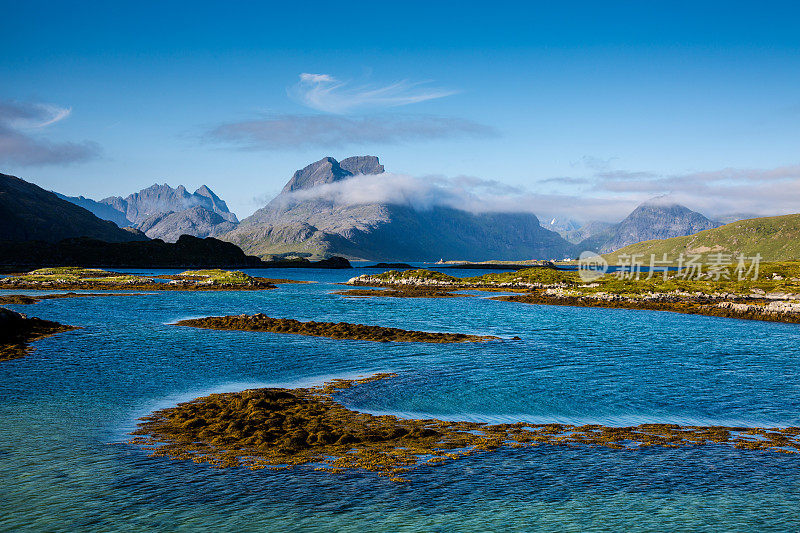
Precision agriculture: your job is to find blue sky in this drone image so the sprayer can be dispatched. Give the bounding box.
[3,1,800,221]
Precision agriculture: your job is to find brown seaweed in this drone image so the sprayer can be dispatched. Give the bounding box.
[175,314,499,343]
[130,374,800,483]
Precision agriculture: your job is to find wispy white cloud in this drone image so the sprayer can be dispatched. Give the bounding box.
[0,100,99,166]
[0,101,72,128]
[206,114,496,150]
[290,73,457,114]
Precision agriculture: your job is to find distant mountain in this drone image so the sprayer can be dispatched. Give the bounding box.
[714,212,761,225]
[563,221,618,250]
[0,172,147,243]
[603,213,800,263]
[100,183,238,225]
[222,156,577,261]
[545,216,581,234]
[58,183,239,242]
[54,193,133,227]
[597,202,720,253]
[135,205,238,242]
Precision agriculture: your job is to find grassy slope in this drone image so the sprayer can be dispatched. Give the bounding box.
[603,213,800,264]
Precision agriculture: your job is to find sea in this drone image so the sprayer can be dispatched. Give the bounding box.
[1,264,799,531]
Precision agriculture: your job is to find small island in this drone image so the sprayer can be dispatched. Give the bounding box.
[347,263,800,324]
[0,307,78,361]
[332,288,469,299]
[0,267,282,291]
[175,313,499,343]
[131,374,800,483]
[0,292,146,305]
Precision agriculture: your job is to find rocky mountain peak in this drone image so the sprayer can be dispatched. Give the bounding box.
[339,156,384,176]
[599,199,719,253]
[280,156,384,194]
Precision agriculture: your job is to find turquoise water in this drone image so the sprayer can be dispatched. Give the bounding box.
[2,267,800,531]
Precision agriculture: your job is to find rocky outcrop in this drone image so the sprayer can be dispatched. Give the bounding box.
[0,307,77,360]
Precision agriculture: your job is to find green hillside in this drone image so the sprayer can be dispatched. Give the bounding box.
[603,213,800,264]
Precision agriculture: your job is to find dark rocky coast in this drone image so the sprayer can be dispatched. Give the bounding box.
[175,314,499,343]
[0,308,77,360]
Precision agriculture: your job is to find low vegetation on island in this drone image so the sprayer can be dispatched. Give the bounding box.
[0,267,282,291]
[131,374,800,483]
[175,314,500,343]
[347,263,800,324]
[332,288,470,299]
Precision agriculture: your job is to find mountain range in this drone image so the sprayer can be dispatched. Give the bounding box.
[222,156,577,261]
[4,156,795,263]
[58,184,238,241]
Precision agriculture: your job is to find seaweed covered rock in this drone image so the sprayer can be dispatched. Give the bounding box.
[131,374,800,483]
[175,314,499,343]
[0,307,77,360]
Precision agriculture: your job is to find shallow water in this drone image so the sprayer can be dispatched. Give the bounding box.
[2,267,799,531]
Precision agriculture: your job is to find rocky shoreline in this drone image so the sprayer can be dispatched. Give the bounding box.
[0,308,78,360]
[131,374,800,483]
[492,291,800,324]
[347,268,800,324]
[332,288,469,299]
[175,314,499,343]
